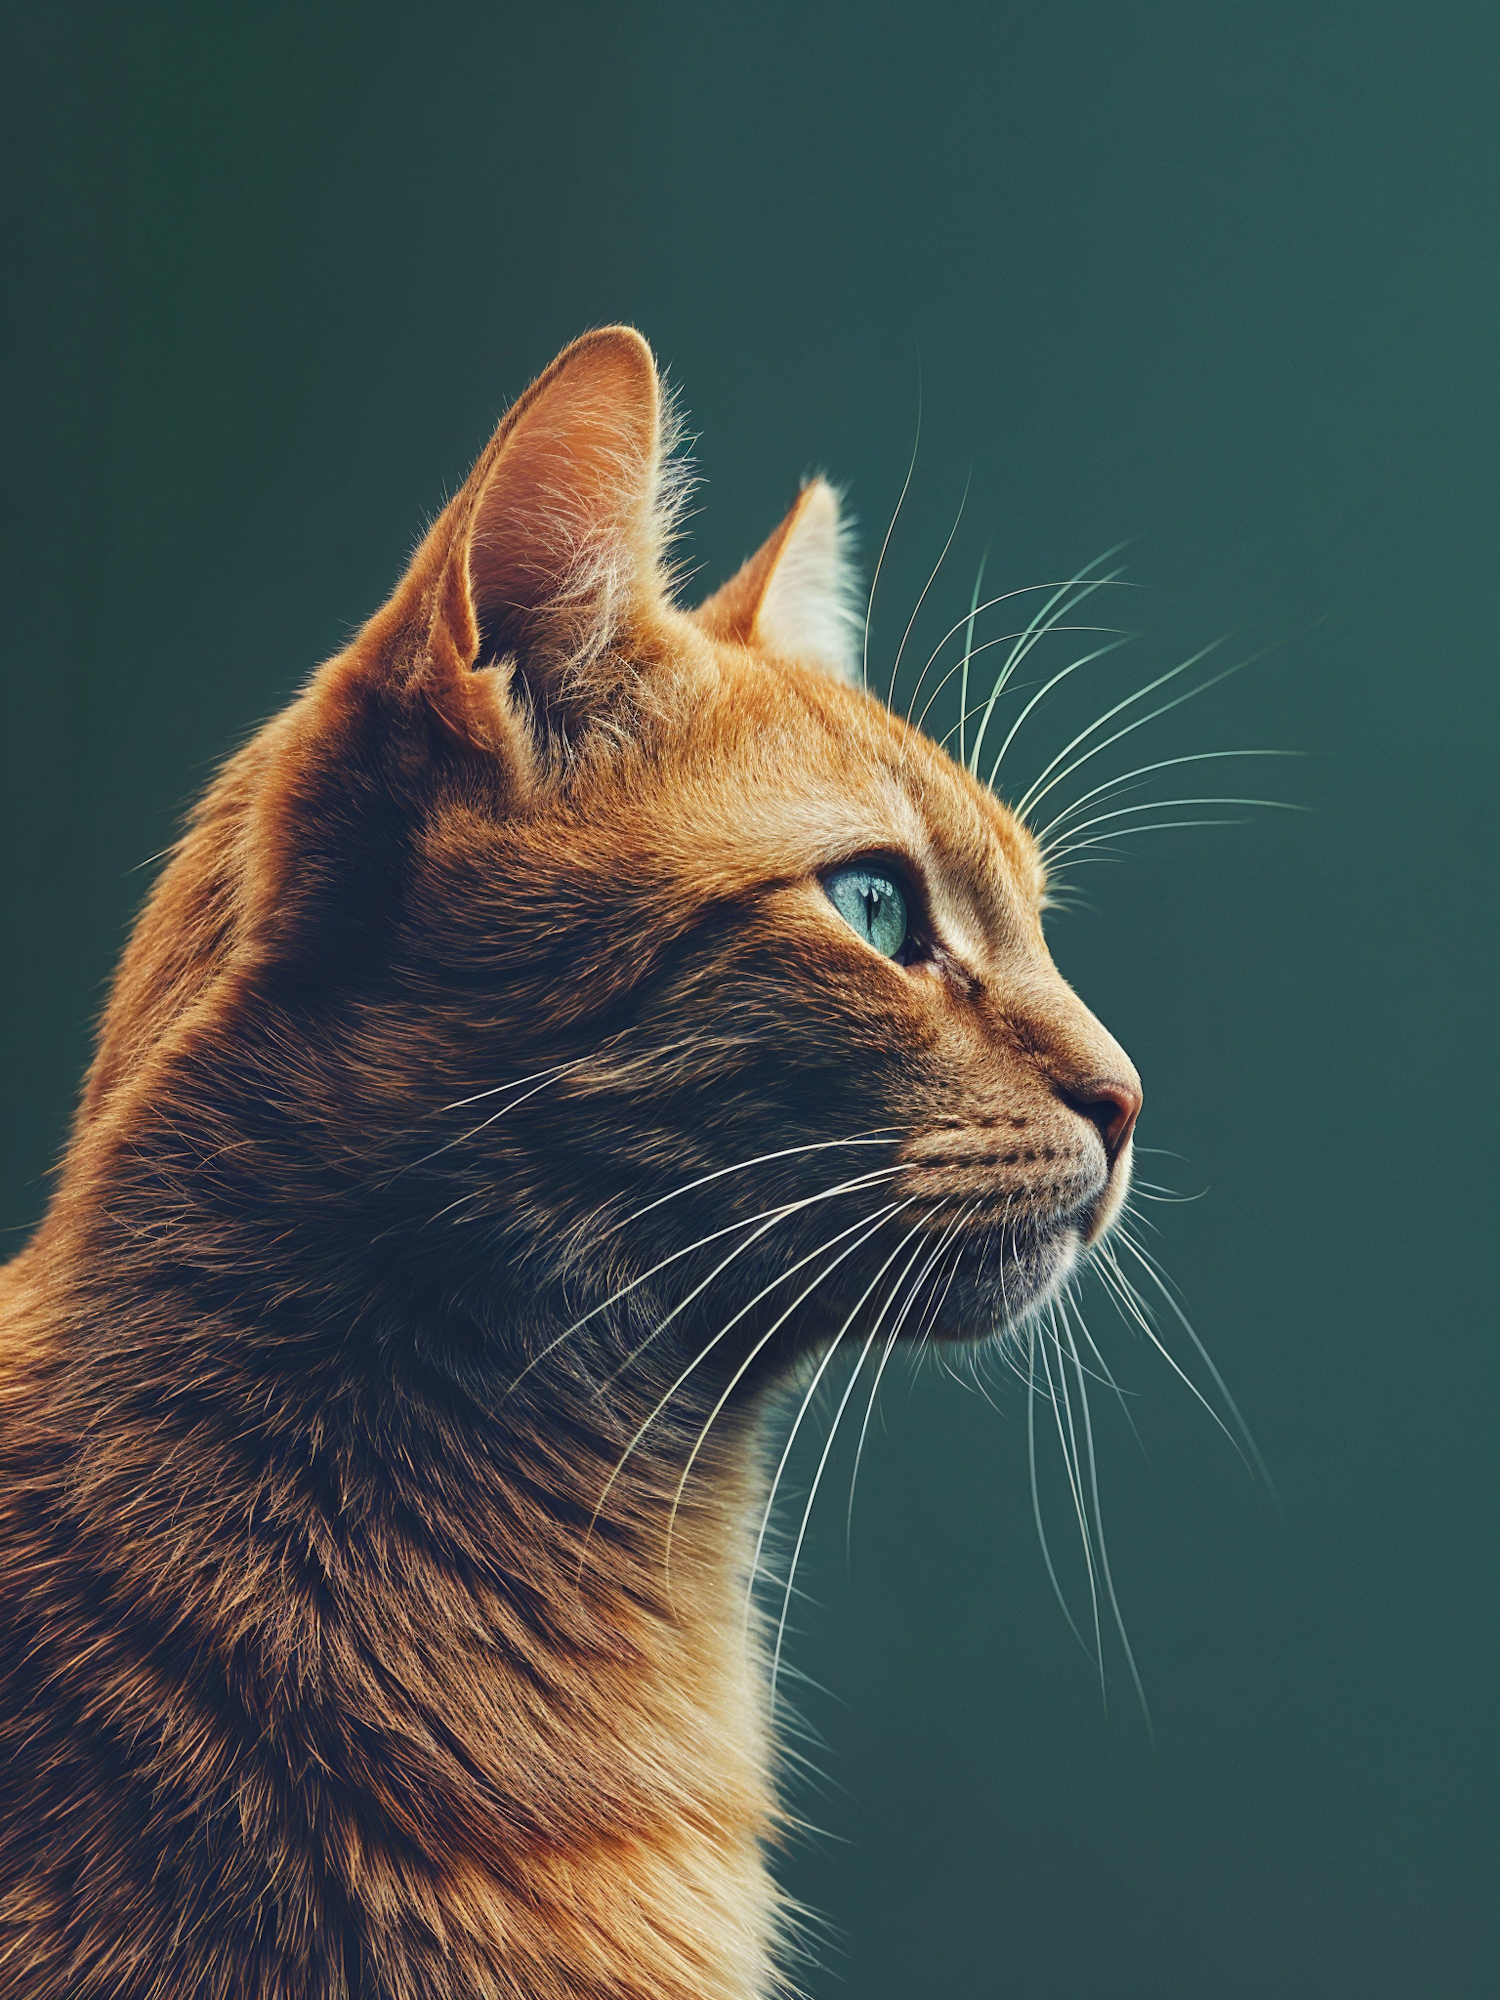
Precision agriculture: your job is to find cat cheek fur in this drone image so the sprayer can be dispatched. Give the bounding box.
[0,326,1139,1999]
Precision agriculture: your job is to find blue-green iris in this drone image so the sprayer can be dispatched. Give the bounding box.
[824,864,908,958]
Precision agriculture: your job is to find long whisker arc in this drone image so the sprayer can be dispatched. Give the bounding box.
[914,622,1132,747]
[602,1133,900,1239]
[1092,1246,1254,1477]
[769,1210,948,1698]
[845,1204,973,1558]
[886,474,970,710]
[1039,795,1304,858]
[504,1162,904,1397]
[1014,631,1295,827]
[1060,1310,1152,1733]
[744,1214,935,1649]
[957,553,987,772]
[863,378,921,695]
[662,1203,913,1585]
[983,634,1136,792]
[1115,1231,1281,1513]
[905,578,1128,740]
[1011,633,1232,822]
[1040,1312,1112,1688]
[590,1203,909,1585]
[969,546,1137,779]
[1063,1285,1144,1454]
[1034,748,1299,846]
[388,1054,597,1185]
[1043,819,1249,870]
[1028,1323,1091,1657]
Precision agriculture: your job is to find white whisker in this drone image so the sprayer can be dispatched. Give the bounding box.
[663,1203,913,1581]
[1040,795,1302,859]
[745,1214,934,1647]
[1092,1246,1253,1475]
[1028,1323,1090,1656]
[504,1162,904,1395]
[395,1054,597,1180]
[968,546,1135,779]
[982,636,1135,791]
[603,1133,899,1238]
[1115,1232,1281,1511]
[863,387,921,696]
[1060,1311,1152,1732]
[593,1202,909,1569]
[906,581,1112,735]
[769,1211,947,1697]
[957,554,987,770]
[438,1055,595,1116]
[846,1204,973,1555]
[1034,748,1297,845]
[1043,818,1249,868]
[1043,1303,1106,1693]
[886,475,969,709]
[1062,1286,1143,1454]
[1014,633,1291,826]
[914,622,1130,745]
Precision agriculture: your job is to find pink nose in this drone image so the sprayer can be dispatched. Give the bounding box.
[1062,1076,1142,1166]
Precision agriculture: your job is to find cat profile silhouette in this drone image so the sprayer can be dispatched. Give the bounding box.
[0,327,1141,1999]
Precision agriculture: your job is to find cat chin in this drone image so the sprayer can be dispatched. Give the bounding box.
[919,1220,1085,1345]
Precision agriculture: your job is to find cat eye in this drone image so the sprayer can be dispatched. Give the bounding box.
[823,863,910,960]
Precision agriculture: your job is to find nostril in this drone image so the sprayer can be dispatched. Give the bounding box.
[1064,1078,1142,1166]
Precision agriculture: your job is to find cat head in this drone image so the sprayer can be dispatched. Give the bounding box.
[84,328,1140,1397]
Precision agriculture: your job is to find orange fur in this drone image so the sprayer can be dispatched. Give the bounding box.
[0,328,1139,1997]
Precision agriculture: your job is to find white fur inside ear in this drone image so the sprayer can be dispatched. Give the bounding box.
[754,479,862,683]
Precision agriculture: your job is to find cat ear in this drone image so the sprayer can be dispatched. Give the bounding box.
[694,478,862,683]
[423,325,677,741]
[242,330,674,979]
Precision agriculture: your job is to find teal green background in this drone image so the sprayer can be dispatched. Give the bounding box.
[2,5,1494,1992]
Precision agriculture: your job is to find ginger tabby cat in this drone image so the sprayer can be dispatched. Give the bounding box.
[0,328,1140,1998]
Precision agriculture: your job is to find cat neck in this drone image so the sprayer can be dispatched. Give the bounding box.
[3,1183,788,2000]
